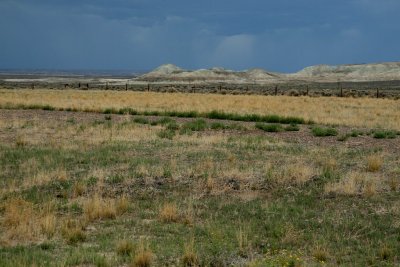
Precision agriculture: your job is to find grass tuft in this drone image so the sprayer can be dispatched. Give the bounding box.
[157,129,176,139]
[133,117,150,124]
[61,219,86,245]
[159,203,179,223]
[366,155,383,172]
[312,245,329,262]
[116,240,135,256]
[83,195,117,222]
[311,127,338,137]
[182,239,199,267]
[284,124,300,131]
[255,122,283,132]
[116,195,130,215]
[131,243,153,267]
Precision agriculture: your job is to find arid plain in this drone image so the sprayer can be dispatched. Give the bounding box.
[0,87,399,266]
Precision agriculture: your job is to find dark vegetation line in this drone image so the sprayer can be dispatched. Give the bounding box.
[1,103,399,140]
[0,103,309,125]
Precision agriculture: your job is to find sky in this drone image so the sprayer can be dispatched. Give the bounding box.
[0,0,399,72]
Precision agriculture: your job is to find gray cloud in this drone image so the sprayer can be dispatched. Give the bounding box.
[0,0,399,71]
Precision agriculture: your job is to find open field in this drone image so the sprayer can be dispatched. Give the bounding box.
[0,89,400,130]
[0,90,399,266]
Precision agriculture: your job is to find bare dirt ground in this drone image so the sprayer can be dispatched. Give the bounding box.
[1,109,398,153]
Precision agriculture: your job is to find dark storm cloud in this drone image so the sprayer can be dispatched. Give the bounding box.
[0,0,399,72]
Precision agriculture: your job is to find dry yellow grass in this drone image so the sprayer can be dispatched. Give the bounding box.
[1,198,57,244]
[1,89,399,129]
[281,223,302,246]
[159,203,179,223]
[18,168,68,192]
[40,214,57,238]
[367,155,383,172]
[182,238,199,267]
[83,195,117,222]
[61,218,86,244]
[2,198,37,242]
[116,239,135,256]
[131,242,153,267]
[324,171,380,197]
[116,195,130,215]
[236,226,251,257]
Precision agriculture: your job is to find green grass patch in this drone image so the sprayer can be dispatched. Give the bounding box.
[180,119,208,134]
[311,127,338,137]
[133,117,150,124]
[255,123,284,132]
[210,122,228,130]
[284,124,300,131]
[157,129,176,139]
[372,130,397,139]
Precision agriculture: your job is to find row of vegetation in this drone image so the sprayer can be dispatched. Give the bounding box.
[0,103,307,125]
[129,116,400,140]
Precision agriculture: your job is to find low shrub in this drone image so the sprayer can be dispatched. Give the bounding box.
[116,240,135,256]
[337,134,349,142]
[350,130,363,137]
[372,130,397,139]
[156,117,175,125]
[210,122,228,130]
[157,129,176,139]
[312,127,338,137]
[284,124,300,131]
[255,122,283,132]
[180,119,207,134]
[133,117,150,124]
[166,121,179,131]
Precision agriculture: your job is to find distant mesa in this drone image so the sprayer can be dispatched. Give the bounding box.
[136,62,400,83]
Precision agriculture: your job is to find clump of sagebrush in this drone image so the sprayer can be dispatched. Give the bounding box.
[284,123,300,131]
[350,129,364,137]
[255,122,283,132]
[311,127,338,137]
[372,130,397,139]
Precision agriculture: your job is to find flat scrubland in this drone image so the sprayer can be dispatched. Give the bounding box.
[0,90,399,266]
[1,89,400,130]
